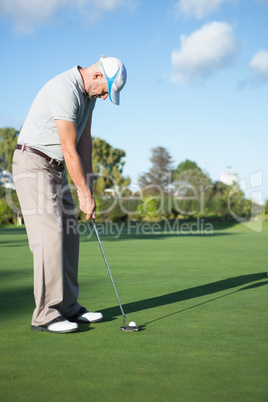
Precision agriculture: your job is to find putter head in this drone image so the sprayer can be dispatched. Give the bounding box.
[120,325,139,332]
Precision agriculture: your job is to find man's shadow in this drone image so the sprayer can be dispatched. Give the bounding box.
[100,272,268,325]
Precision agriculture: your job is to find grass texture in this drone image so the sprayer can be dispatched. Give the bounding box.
[0,221,267,401]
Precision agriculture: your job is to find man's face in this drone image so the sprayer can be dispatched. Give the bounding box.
[87,82,109,100]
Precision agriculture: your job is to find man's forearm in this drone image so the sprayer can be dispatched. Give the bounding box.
[64,149,90,194]
[77,133,93,193]
[55,118,96,219]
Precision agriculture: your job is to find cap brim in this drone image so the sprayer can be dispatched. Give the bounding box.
[110,87,120,105]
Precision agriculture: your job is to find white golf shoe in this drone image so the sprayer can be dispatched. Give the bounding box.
[68,307,103,323]
[31,316,79,334]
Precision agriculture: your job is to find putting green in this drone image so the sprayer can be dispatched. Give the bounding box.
[0,221,267,401]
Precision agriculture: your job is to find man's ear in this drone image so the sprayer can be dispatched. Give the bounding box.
[93,72,103,81]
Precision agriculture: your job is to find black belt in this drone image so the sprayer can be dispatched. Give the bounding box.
[16,144,64,168]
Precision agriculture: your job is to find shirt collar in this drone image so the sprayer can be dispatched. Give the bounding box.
[75,65,87,94]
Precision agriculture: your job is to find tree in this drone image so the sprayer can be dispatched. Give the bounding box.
[0,128,19,172]
[138,146,173,191]
[172,159,212,216]
[174,159,202,175]
[92,137,126,174]
[173,158,212,197]
[92,137,130,194]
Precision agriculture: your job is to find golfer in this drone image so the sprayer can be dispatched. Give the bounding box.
[12,56,127,334]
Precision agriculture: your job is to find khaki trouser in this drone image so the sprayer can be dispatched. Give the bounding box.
[12,149,80,326]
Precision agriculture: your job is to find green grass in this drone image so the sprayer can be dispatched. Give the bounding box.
[0,221,267,401]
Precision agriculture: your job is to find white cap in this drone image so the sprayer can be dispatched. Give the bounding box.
[100,56,127,105]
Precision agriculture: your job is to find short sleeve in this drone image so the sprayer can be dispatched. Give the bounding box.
[49,88,79,122]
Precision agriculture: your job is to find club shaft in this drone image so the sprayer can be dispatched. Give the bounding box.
[91,218,126,324]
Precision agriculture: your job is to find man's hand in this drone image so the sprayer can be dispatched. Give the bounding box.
[77,189,96,220]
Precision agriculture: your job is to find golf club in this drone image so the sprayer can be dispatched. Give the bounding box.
[91,218,139,332]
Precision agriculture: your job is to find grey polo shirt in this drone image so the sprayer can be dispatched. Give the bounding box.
[18,66,96,161]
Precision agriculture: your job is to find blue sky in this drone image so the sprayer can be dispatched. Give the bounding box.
[0,0,267,201]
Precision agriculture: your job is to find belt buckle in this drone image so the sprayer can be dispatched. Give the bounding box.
[49,158,61,167]
[56,160,63,167]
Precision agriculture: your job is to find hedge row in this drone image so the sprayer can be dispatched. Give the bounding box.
[1,189,267,225]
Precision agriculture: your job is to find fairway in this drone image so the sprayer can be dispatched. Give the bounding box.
[0,222,267,401]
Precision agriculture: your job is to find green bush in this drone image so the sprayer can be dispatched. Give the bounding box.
[0,198,15,224]
[0,187,7,197]
[265,200,268,215]
[77,196,141,222]
[137,197,163,222]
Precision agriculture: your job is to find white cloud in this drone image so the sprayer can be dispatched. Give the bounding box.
[171,22,239,85]
[91,0,125,12]
[0,0,133,33]
[85,0,127,24]
[0,0,60,33]
[176,0,230,19]
[249,50,268,82]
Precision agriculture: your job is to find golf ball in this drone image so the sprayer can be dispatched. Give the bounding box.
[129,321,137,327]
